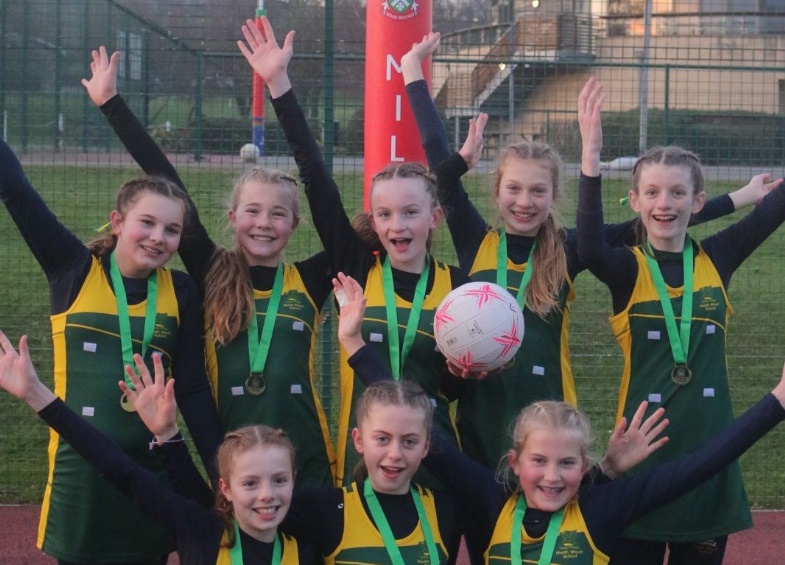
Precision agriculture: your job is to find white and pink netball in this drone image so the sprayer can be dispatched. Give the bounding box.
[434,282,524,372]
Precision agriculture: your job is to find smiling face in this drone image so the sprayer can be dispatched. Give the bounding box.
[495,157,556,237]
[509,427,589,512]
[369,176,442,273]
[352,403,431,495]
[229,179,299,267]
[218,444,294,543]
[110,191,184,278]
[629,162,706,252]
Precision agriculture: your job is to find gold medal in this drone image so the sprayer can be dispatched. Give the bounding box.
[120,393,137,413]
[245,372,266,395]
[671,364,692,386]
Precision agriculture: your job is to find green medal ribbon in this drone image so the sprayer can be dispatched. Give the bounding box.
[248,263,285,375]
[511,494,565,565]
[229,520,281,565]
[497,229,537,308]
[643,236,694,367]
[109,251,158,389]
[363,478,440,565]
[382,255,430,380]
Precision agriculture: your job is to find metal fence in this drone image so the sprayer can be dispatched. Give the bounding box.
[3,0,785,510]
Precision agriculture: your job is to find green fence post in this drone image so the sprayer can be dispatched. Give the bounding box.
[194,52,203,162]
[0,0,7,138]
[54,0,63,151]
[21,0,29,151]
[663,64,670,145]
[321,0,335,422]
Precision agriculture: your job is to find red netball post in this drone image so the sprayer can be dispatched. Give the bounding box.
[364,0,432,210]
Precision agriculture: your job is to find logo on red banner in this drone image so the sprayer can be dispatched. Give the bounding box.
[382,0,419,20]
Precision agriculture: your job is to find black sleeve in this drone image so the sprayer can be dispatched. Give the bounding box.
[405,80,451,169]
[582,393,785,551]
[37,398,215,532]
[348,344,395,385]
[170,271,222,476]
[575,173,638,312]
[423,427,508,550]
[293,251,334,310]
[160,432,216,509]
[99,94,218,288]
[271,88,369,279]
[0,135,88,286]
[432,152,491,270]
[690,193,735,226]
[702,181,785,286]
[284,487,345,556]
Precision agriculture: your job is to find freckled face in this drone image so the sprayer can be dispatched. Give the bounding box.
[508,427,588,512]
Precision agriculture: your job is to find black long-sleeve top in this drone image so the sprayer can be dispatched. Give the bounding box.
[0,136,221,468]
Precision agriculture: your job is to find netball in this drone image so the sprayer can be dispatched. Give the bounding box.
[239,142,260,163]
[434,282,524,372]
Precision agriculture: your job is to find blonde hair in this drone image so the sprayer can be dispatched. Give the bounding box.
[356,162,441,252]
[502,401,595,488]
[86,176,190,257]
[204,168,299,345]
[215,425,296,548]
[631,146,705,246]
[494,143,567,317]
[351,380,434,482]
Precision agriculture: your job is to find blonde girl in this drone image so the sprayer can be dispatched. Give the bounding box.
[83,46,336,489]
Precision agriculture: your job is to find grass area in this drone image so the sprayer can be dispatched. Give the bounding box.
[2,163,785,510]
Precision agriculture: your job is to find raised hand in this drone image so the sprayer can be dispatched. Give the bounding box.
[578,76,606,178]
[729,173,785,210]
[599,400,669,479]
[458,113,488,171]
[334,272,367,356]
[0,331,56,411]
[118,353,179,443]
[237,16,295,99]
[401,32,441,85]
[81,46,120,107]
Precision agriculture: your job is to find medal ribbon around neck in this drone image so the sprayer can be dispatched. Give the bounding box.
[110,251,158,389]
[382,255,430,380]
[230,520,281,565]
[643,236,694,369]
[511,494,565,565]
[247,263,285,379]
[363,478,440,565]
[497,229,537,308]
